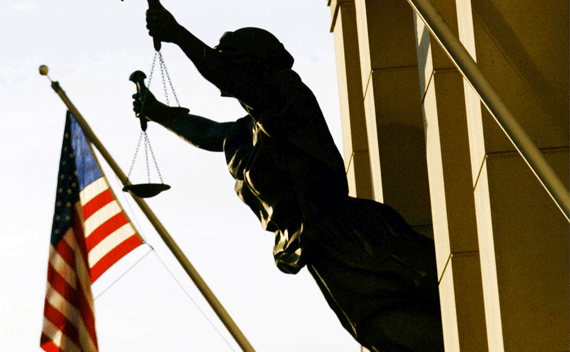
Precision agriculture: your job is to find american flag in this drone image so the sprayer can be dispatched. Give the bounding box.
[41,112,143,351]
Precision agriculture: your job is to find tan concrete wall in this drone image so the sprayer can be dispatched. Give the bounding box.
[460,0,570,350]
[413,1,488,349]
[329,0,373,199]
[353,0,432,234]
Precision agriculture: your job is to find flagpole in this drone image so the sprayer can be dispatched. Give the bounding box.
[41,66,256,352]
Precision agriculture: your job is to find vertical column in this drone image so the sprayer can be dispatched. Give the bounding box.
[353,0,432,234]
[328,0,372,199]
[413,0,488,350]
[458,0,569,350]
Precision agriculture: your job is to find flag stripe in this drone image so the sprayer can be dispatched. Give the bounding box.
[45,282,81,328]
[83,189,114,221]
[83,201,121,237]
[42,317,82,352]
[45,281,98,351]
[71,230,96,314]
[53,234,75,268]
[72,241,98,348]
[71,211,93,289]
[79,177,108,206]
[68,213,98,343]
[41,321,81,352]
[41,319,82,352]
[49,246,77,290]
[40,334,66,352]
[43,301,80,347]
[46,261,97,346]
[88,222,136,268]
[46,264,76,301]
[86,212,129,252]
[90,234,142,282]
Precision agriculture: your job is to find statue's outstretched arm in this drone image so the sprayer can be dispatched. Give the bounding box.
[163,114,234,152]
[132,89,233,152]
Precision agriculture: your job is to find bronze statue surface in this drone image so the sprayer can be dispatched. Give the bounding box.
[135,5,444,351]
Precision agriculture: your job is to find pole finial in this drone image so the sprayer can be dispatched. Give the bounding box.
[39,65,53,82]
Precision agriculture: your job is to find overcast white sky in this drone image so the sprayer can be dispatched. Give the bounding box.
[0,1,364,351]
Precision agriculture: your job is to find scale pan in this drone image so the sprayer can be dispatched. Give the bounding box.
[123,183,171,198]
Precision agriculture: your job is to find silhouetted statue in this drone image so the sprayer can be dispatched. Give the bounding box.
[135,5,444,351]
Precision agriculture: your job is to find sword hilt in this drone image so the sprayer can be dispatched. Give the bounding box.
[129,70,149,131]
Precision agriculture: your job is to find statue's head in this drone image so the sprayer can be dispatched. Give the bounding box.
[215,28,294,73]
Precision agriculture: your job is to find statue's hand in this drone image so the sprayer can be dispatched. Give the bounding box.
[133,90,189,125]
[133,89,163,121]
[146,6,182,44]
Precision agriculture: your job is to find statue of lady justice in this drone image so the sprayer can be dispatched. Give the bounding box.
[135,5,444,351]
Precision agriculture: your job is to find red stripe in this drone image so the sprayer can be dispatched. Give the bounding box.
[40,335,60,352]
[54,234,75,268]
[90,234,142,282]
[43,301,80,346]
[85,212,129,251]
[82,189,114,220]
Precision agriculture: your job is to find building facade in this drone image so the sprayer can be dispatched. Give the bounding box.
[324,0,569,351]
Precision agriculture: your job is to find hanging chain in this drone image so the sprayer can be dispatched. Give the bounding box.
[159,54,170,106]
[145,50,180,107]
[147,51,158,89]
[144,132,151,184]
[146,132,165,184]
[127,130,164,184]
[127,131,144,180]
[137,51,158,116]
[158,52,181,106]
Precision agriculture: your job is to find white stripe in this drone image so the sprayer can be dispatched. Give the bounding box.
[42,317,81,352]
[49,244,77,290]
[83,200,121,237]
[80,177,108,206]
[88,222,136,267]
[45,282,98,352]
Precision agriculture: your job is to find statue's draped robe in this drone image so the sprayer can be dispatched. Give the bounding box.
[167,56,444,350]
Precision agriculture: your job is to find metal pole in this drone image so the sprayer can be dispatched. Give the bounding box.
[406,0,570,222]
[43,70,256,352]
